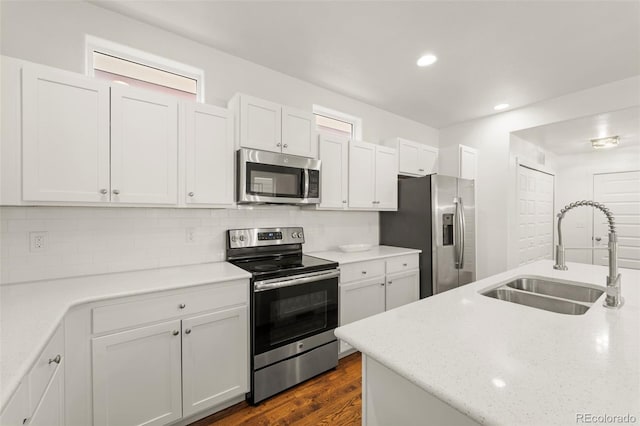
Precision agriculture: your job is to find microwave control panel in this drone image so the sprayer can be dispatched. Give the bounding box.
[308,170,320,198]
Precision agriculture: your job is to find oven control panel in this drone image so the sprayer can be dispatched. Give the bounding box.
[228,227,304,248]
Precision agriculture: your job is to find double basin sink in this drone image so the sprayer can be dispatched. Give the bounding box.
[481,277,604,315]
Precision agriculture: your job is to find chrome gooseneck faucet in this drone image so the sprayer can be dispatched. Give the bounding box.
[553,200,623,308]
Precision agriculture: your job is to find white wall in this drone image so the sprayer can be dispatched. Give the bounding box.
[439,76,640,279]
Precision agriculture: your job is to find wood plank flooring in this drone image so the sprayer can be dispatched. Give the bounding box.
[190,352,362,426]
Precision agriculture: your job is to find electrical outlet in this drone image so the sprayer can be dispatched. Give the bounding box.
[186,228,196,243]
[30,231,47,252]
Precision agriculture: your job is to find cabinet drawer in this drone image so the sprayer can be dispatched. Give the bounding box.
[386,254,419,274]
[340,260,385,283]
[28,324,64,413]
[92,280,247,334]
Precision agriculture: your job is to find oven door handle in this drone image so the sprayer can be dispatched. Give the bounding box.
[254,270,340,292]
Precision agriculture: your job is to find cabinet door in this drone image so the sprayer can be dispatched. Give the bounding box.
[348,141,376,209]
[111,86,178,205]
[385,270,420,311]
[282,106,316,158]
[459,145,477,180]
[29,361,65,426]
[318,134,349,209]
[0,381,29,426]
[418,145,438,175]
[182,306,248,417]
[340,278,386,326]
[22,65,110,202]
[92,320,182,426]
[398,139,420,176]
[374,146,398,210]
[240,95,282,153]
[185,102,233,206]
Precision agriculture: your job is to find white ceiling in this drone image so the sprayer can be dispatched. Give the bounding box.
[513,107,640,156]
[92,1,640,128]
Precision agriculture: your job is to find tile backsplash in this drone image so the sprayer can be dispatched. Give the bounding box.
[0,206,379,284]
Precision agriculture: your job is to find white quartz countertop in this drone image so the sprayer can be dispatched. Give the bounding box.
[335,260,640,425]
[309,245,421,264]
[0,262,251,409]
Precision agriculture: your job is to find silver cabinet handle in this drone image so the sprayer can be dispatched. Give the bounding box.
[419,168,425,172]
[403,263,408,267]
[380,282,385,286]
[172,330,179,336]
[283,144,288,148]
[185,329,191,334]
[112,189,120,195]
[388,281,393,285]
[100,189,108,195]
[361,271,367,275]
[276,143,282,147]
[48,354,61,365]
[179,303,186,309]
[342,200,347,203]
[188,192,194,197]
[595,237,602,242]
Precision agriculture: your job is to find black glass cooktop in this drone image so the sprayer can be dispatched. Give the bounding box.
[230,254,338,281]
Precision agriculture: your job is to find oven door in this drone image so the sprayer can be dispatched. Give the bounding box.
[238,148,320,204]
[253,270,339,366]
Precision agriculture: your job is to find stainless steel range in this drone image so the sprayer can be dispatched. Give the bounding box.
[226,227,339,404]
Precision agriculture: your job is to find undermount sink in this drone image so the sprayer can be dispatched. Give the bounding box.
[481,277,604,315]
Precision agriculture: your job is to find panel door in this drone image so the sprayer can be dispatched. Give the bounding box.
[398,139,420,176]
[29,361,65,426]
[459,145,477,180]
[318,134,349,209]
[111,86,179,205]
[239,95,282,153]
[92,320,182,426]
[182,306,248,417]
[375,146,398,210]
[22,65,110,202]
[185,102,234,206]
[593,171,640,269]
[517,166,554,266]
[282,106,316,158]
[418,145,438,175]
[348,141,376,208]
[385,270,420,311]
[340,278,386,326]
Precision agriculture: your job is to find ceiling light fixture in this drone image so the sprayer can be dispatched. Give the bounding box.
[591,136,619,149]
[494,103,510,111]
[417,54,438,67]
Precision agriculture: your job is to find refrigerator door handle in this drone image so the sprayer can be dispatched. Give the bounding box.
[458,197,466,269]
[454,197,461,269]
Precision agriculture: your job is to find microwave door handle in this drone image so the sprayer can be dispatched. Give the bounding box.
[303,169,310,199]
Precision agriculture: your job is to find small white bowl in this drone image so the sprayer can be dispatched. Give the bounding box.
[338,244,372,253]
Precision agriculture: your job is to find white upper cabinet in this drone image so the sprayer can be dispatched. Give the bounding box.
[439,144,478,180]
[111,85,179,205]
[349,140,398,210]
[184,102,234,206]
[230,93,316,158]
[383,137,438,177]
[281,106,316,158]
[22,65,111,202]
[374,146,398,210]
[317,134,349,209]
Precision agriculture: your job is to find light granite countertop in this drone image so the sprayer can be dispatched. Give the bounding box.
[0,262,251,409]
[335,260,640,425]
[309,245,421,264]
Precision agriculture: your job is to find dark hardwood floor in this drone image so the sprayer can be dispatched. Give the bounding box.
[190,353,362,426]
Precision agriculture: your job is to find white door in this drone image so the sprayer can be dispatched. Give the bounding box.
[593,171,640,269]
[239,95,282,153]
[184,102,234,206]
[92,320,182,426]
[339,277,386,353]
[28,362,65,426]
[111,86,178,205]
[282,106,316,158]
[385,270,420,311]
[318,134,349,209]
[517,165,554,265]
[459,145,478,180]
[398,139,420,176]
[375,146,398,210]
[22,65,110,202]
[418,145,438,175]
[348,141,376,209]
[182,306,248,417]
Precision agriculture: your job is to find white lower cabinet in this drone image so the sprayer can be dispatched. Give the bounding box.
[28,361,65,426]
[182,307,248,417]
[385,270,420,311]
[0,382,29,426]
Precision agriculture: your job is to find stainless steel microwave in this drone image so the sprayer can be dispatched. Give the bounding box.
[237,148,321,204]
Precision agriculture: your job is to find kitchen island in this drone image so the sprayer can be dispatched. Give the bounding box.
[334,260,640,425]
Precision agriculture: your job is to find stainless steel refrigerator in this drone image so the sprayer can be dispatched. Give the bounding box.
[380,175,476,298]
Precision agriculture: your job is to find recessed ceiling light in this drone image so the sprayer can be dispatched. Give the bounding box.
[417,54,438,67]
[591,136,619,149]
[494,103,510,111]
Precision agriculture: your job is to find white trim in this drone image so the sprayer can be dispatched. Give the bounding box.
[312,104,363,140]
[516,157,555,176]
[84,35,205,102]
